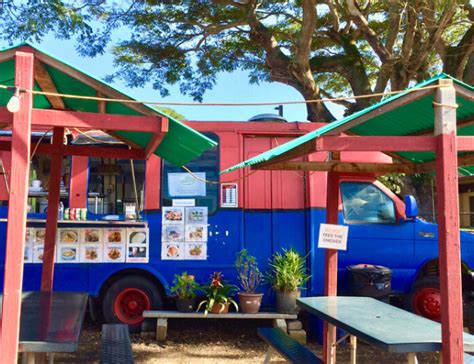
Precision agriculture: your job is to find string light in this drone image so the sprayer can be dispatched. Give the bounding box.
[6,87,20,113]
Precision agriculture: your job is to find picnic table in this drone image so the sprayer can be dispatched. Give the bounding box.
[297,296,474,364]
[0,291,88,363]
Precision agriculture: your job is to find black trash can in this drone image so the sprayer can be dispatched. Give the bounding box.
[346,264,391,299]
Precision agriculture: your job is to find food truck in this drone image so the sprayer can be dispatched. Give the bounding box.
[0,118,474,328]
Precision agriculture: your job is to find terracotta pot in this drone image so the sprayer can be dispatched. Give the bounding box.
[238,292,263,314]
[210,302,230,314]
[176,297,196,313]
[275,289,300,314]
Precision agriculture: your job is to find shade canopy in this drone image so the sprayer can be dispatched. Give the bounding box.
[222,74,474,174]
[0,42,217,166]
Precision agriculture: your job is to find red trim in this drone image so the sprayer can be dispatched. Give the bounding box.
[145,155,161,210]
[113,288,151,325]
[316,135,438,152]
[41,127,64,291]
[0,51,34,363]
[456,136,474,152]
[69,156,89,208]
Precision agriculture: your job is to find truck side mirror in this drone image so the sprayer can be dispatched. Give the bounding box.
[404,195,419,219]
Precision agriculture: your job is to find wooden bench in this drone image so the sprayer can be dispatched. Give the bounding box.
[257,327,323,364]
[101,324,134,364]
[142,310,297,341]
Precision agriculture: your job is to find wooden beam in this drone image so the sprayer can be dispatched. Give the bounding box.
[145,117,169,159]
[255,161,414,173]
[456,137,474,151]
[28,108,164,133]
[413,115,474,136]
[454,83,474,102]
[315,136,437,152]
[252,140,316,168]
[33,60,65,110]
[325,88,435,135]
[97,92,106,114]
[0,51,34,364]
[435,78,464,364]
[41,127,64,292]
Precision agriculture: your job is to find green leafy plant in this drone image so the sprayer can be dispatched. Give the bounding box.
[235,249,262,293]
[265,248,310,293]
[170,272,200,300]
[197,272,239,315]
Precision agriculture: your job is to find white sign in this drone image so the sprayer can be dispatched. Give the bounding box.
[172,199,195,207]
[318,224,349,251]
[168,172,206,197]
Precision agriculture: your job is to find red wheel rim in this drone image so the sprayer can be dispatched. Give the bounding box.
[412,287,441,321]
[113,288,151,325]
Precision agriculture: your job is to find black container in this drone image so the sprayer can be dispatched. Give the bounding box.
[346,264,391,298]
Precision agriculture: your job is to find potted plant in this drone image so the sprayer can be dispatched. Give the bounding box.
[197,272,239,315]
[170,272,200,312]
[235,249,263,314]
[266,248,310,314]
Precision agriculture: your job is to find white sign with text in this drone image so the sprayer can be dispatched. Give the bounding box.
[318,224,349,251]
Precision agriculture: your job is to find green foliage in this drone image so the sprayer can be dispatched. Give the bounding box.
[235,249,262,293]
[265,248,310,293]
[170,272,200,300]
[1,1,472,120]
[197,272,239,315]
[377,173,405,196]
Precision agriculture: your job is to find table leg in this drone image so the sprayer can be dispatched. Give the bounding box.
[156,318,168,341]
[327,323,336,364]
[349,335,357,364]
[48,353,54,364]
[23,353,35,364]
[263,347,275,364]
[407,353,418,364]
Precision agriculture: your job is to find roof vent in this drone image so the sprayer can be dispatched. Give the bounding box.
[248,113,288,122]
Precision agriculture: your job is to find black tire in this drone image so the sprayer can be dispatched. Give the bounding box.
[407,276,441,321]
[102,275,163,331]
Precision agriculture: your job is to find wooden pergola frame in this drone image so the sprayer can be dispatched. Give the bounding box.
[248,78,470,364]
[0,51,169,363]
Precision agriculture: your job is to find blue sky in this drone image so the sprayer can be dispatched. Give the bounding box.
[1,35,344,122]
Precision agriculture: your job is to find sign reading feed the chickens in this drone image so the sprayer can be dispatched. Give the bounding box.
[318,223,349,251]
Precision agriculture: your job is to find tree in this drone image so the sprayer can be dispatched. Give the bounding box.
[0,1,472,122]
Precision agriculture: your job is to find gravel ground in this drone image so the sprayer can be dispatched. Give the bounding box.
[53,318,439,363]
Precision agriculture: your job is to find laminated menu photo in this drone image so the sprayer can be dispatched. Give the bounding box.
[126,246,148,263]
[105,228,126,244]
[24,244,33,263]
[80,244,103,263]
[184,242,207,260]
[33,245,44,263]
[161,242,184,260]
[104,244,126,263]
[185,224,207,242]
[185,207,208,224]
[58,228,80,244]
[82,228,103,243]
[127,228,149,246]
[57,244,80,263]
[162,225,184,242]
[162,206,185,224]
[34,228,45,245]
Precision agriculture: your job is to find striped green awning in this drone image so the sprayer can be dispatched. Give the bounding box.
[222,74,474,174]
[0,43,217,166]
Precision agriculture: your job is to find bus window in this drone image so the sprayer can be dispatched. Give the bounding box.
[340,182,396,224]
[162,133,219,214]
[87,158,145,215]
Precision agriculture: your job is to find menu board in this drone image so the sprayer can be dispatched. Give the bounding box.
[162,206,208,260]
[27,227,149,264]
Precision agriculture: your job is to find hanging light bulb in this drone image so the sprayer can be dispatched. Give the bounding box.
[7,87,21,113]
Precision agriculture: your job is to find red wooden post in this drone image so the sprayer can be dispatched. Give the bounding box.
[41,127,65,291]
[0,51,34,364]
[435,78,464,363]
[323,171,339,364]
[69,156,89,208]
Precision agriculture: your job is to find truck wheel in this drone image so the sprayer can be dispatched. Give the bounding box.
[102,276,162,330]
[408,276,441,321]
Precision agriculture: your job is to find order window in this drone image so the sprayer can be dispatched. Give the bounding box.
[161,133,219,214]
[340,182,396,224]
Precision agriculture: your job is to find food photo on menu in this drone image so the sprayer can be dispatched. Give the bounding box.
[185,242,206,260]
[106,228,125,243]
[162,225,184,242]
[35,228,45,244]
[128,229,148,245]
[161,242,183,260]
[59,229,79,243]
[162,206,185,224]
[185,224,207,242]
[57,245,79,263]
[33,246,44,263]
[83,228,102,243]
[127,246,148,260]
[185,207,208,224]
[81,244,102,263]
[104,245,125,263]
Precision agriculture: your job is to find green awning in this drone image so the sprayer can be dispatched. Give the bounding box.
[222,74,474,174]
[0,43,217,166]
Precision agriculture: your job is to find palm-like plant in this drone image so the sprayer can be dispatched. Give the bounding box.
[197,272,239,315]
[266,248,310,293]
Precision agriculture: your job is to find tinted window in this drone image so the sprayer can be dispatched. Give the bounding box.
[340,182,396,224]
[162,133,219,214]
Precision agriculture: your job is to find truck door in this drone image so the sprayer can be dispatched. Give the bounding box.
[338,180,415,293]
[243,136,307,264]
